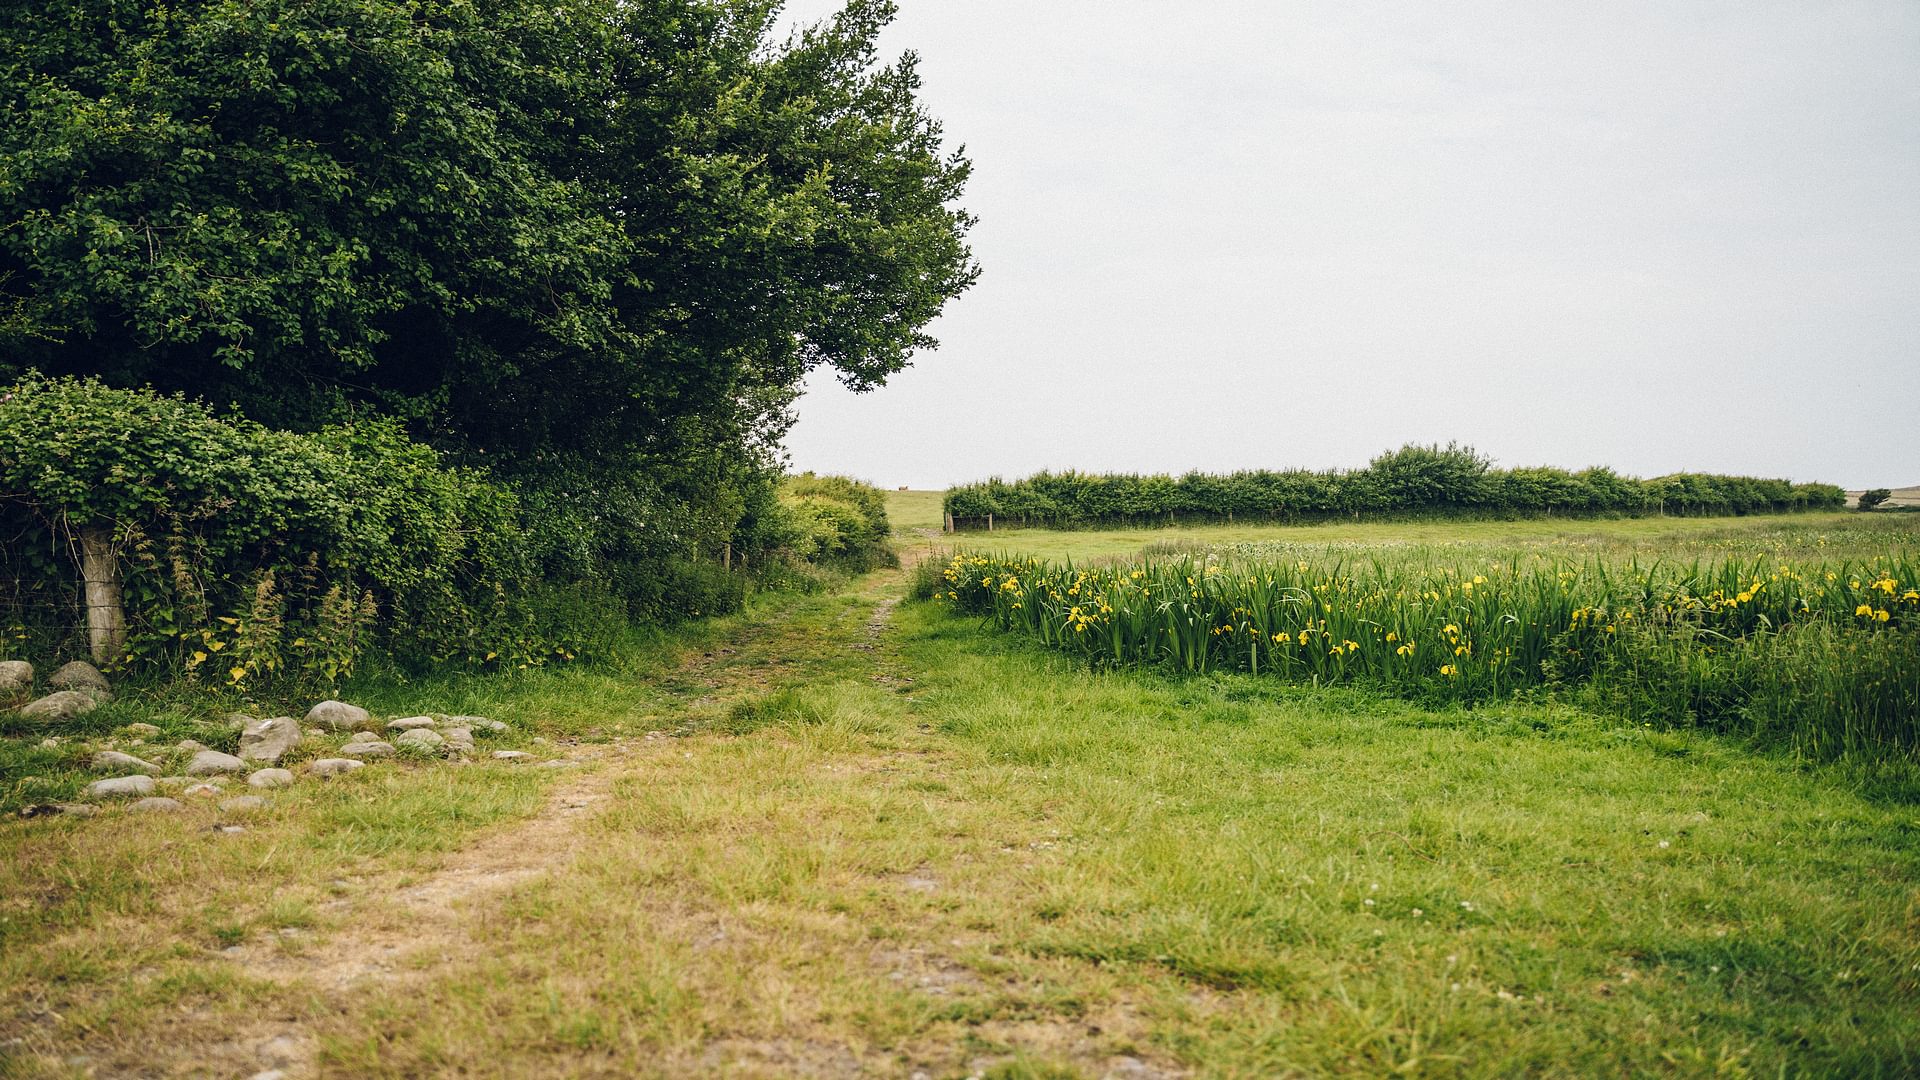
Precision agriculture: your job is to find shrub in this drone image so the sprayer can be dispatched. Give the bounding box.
[742,473,896,574]
[0,375,611,682]
[1858,489,1893,512]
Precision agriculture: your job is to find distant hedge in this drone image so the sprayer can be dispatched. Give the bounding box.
[944,444,1846,528]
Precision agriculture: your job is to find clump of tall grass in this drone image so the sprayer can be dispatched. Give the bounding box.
[929,550,1919,760]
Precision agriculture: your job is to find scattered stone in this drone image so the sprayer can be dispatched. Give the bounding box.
[48,660,110,693]
[88,775,156,799]
[490,750,536,763]
[18,690,102,722]
[220,795,269,814]
[238,716,302,764]
[155,775,190,789]
[182,782,224,798]
[385,715,438,732]
[187,750,248,776]
[221,712,254,733]
[0,659,31,696]
[248,768,295,789]
[441,726,475,751]
[90,750,161,775]
[308,758,365,777]
[130,796,184,813]
[176,739,210,754]
[217,824,246,834]
[339,738,395,760]
[448,715,507,735]
[536,759,578,769]
[304,700,371,733]
[125,722,162,738]
[395,728,446,751]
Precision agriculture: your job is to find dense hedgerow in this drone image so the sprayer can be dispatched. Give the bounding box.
[933,548,1918,760]
[0,375,625,682]
[0,377,900,680]
[945,443,1845,527]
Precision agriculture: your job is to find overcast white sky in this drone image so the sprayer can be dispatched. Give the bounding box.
[778,1,1919,491]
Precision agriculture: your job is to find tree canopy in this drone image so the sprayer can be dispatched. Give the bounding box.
[0,0,976,469]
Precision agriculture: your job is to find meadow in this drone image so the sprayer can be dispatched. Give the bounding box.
[1,497,1916,1078]
[923,515,1918,761]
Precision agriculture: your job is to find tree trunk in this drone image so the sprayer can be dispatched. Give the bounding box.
[77,525,126,664]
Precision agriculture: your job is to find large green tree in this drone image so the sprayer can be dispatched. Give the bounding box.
[0,0,975,474]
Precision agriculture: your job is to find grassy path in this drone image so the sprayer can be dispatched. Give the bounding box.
[5,555,1918,1077]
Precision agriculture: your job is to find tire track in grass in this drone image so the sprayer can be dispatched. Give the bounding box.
[102,594,847,1079]
[164,563,1182,1079]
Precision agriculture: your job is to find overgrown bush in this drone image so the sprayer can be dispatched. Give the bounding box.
[0,375,617,682]
[742,473,896,574]
[944,443,1846,528]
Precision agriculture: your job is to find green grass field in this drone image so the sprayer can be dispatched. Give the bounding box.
[2,504,1916,1077]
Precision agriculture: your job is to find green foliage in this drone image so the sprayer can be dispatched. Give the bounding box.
[0,0,975,533]
[738,473,896,575]
[0,375,617,682]
[944,444,1847,528]
[932,546,1918,760]
[0,0,976,626]
[1858,489,1893,512]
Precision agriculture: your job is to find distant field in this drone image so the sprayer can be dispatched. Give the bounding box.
[1848,485,1920,509]
[883,487,947,535]
[922,507,1879,563]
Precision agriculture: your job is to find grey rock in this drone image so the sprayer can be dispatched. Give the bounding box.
[57,803,100,818]
[339,739,394,760]
[238,716,302,763]
[536,759,578,769]
[304,700,371,733]
[18,690,102,722]
[448,715,507,734]
[0,659,31,695]
[125,722,162,738]
[176,739,210,753]
[385,715,438,732]
[88,775,156,799]
[221,712,253,733]
[395,728,445,751]
[129,796,184,813]
[48,660,110,692]
[154,775,190,789]
[182,782,224,798]
[247,768,295,789]
[219,795,269,814]
[308,758,365,777]
[91,750,161,775]
[186,750,247,776]
[490,750,536,763]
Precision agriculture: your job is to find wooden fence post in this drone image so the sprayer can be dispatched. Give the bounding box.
[987,513,994,532]
[76,524,126,664]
